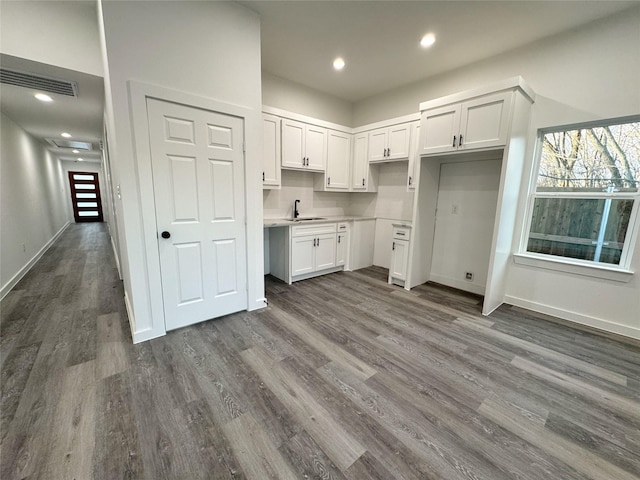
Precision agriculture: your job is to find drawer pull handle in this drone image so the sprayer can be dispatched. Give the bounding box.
[452,136,457,147]
[392,242,395,251]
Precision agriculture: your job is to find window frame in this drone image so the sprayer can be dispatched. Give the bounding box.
[518,115,640,278]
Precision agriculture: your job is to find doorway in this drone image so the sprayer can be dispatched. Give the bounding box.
[67,171,104,222]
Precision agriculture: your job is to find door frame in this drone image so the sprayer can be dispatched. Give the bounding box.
[129,81,263,342]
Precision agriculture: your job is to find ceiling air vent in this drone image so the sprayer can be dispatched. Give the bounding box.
[0,68,78,97]
[46,138,93,151]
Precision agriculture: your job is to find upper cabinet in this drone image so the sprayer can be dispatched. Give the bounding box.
[407,121,420,190]
[262,113,281,189]
[351,133,378,192]
[419,91,512,156]
[316,130,351,191]
[282,119,326,171]
[368,123,412,162]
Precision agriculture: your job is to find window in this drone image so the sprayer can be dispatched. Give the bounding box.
[523,118,640,270]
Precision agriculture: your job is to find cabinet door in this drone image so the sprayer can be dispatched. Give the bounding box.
[459,91,512,151]
[387,123,411,160]
[368,128,388,162]
[282,119,306,169]
[291,236,315,276]
[407,122,420,190]
[390,240,409,280]
[326,130,350,189]
[262,114,281,187]
[420,104,461,155]
[314,233,337,270]
[305,124,327,171]
[336,232,348,266]
[351,133,369,190]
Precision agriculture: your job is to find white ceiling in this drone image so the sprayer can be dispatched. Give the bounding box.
[241,0,638,102]
[0,54,104,163]
[1,0,636,163]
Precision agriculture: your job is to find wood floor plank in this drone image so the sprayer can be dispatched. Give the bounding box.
[479,397,640,480]
[241,346,366,471]
[42,360,96,480]
[278,429,347,480]
[223,412,297,480]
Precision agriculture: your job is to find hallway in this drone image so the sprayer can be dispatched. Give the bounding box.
[2,223,640,480]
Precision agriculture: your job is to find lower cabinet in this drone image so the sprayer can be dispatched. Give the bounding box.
[336,222,349,267]
[269,222,348,284]
[388,224,411,286]
[291,232,336,275]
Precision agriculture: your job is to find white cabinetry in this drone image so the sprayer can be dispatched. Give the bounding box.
[282,119,326,171]
[262,113,281,189]
[316,130,351,191]
[419,91,512,156]
[369,123,411,162]
[351,133,378,192]
[336,223,349,267]
[290,223,338,281]
[388,224,411,286]
[407,121,420,191]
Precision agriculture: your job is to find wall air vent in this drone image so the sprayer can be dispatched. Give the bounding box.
[0,68,78,97]
[46,138,93,151]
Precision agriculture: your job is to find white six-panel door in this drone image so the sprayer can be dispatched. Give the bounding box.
[147,98,247,331]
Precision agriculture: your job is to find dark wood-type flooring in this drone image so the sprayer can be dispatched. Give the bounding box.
[2,223,639,479]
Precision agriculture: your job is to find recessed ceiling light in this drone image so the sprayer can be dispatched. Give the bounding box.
[34,93,53,102]
[420,33,436,48]
[72,149,80,154]
[333,57,345,71]
[61,132,72,138]
[77,158,83,161]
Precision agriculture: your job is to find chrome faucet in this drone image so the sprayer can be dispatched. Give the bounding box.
[294,199,300,219]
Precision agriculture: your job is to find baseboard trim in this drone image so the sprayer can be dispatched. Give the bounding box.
[0,221,70,301]
[429,274,486,296]
[504,295,640,341]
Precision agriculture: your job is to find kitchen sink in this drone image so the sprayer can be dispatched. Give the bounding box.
[292,217,327,222]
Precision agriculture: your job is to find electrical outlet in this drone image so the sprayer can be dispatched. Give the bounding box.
[465,272,473,281]
[451,204,459,215]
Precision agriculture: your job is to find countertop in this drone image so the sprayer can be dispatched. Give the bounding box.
[263,215,375,228]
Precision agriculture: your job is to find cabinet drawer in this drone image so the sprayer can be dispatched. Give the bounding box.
[292,222,337,237]
[337,222,349,232]
[392,225,411,240]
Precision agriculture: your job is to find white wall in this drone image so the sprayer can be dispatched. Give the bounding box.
[263,170,352,219]
[98,0,263,342]
[430,159,501,295]
[354,7,640,337]
[1,113,71,297]
[0,0,103,76]
[263,72,353,126]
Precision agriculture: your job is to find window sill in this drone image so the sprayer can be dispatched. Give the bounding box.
[513,253,634,283]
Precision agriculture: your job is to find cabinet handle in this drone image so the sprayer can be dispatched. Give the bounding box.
[313,238,316,247]
[262,172,265,181]
[317,237,320,246]
[307,157,310,166]
[408,176,412,186]
[338,235,341,244]
[328,177,331,185]
[459,135,463,147]
[362,178,365,186]
[452,136,457,147]
[392,241,395,251]
[388,147,391,156]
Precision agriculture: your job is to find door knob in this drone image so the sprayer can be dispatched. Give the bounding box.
[161,231,171,239]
